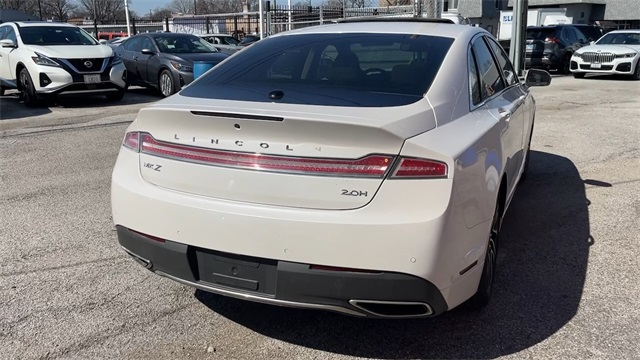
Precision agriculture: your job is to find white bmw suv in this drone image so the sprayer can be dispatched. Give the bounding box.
[111,18,551,318]
[0,22,127,105]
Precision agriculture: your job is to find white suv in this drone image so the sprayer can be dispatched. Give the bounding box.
[0,22,127,105]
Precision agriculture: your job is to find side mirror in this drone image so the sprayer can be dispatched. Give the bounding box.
[99,39,108,45]
[141,48,155,55]
[0,39,16,48]
[525,69,552,87]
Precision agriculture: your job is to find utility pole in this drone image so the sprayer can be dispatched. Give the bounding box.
[37,0,43,20]
[124,0,132,36]
[509,0,529,76]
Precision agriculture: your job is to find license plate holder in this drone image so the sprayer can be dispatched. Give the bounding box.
[591,63,602,69]
[83,74,101,84]
[195,248,278,295]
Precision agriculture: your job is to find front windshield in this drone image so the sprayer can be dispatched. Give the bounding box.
[596,32,640,45]
[154,35,218,53]
[19,26,98,45]
[221,36,239,46]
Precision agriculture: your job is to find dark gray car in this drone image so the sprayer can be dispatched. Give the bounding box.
[116,33,229,97]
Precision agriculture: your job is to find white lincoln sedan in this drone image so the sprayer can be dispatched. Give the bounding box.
[111,18,551,318]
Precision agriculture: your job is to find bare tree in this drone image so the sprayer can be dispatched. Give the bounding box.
[148,6,173,20]
[168,0,194,14]
[77,0,127,21]
[0,0,39,16]
[42,0,76,20]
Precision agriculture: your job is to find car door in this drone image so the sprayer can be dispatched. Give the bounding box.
[137,36,157,84]
[0,25,17,85]
[119,36,141,83]
[485,36,529,169]
[471,35,525,196]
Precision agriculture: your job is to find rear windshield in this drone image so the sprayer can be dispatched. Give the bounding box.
[576,27,602,41]
[19,26,97,45]
[181,33,454,107]
[526,28,555,40]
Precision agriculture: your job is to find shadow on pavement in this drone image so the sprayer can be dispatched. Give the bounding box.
[195,150,592,359]
[0,87,158,121]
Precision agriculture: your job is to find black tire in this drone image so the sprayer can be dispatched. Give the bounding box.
[106,88,126,101]
[158,70,175,97]
[467,198,501,310]
[633,62,640,81]
[19,68,40,107]
[573,72,585,79]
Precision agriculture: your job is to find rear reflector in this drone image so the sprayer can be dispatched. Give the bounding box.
[138,132,394,178]
[130,229,165,243]
[310,265,381,274]
[391,157,447,178]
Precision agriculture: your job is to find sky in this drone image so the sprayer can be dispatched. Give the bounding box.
[131,0,171,16]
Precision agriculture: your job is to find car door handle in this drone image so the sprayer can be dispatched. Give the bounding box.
[516,95,526,106]
[498,108,512,122]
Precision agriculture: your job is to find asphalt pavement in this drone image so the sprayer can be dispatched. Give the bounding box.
[0,75,639,359]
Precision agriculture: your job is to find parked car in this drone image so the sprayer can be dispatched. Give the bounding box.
[198,33,241,54]
[525,24,589,73]
[114,33,229,97]
[111,18,551,319]
[238,34,260,47]
[570,29,640,79]
[0,21,127,104]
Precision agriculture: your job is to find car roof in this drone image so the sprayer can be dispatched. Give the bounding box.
[606,29,640,34]
[13,21,77,28]
[144,32,200,38]
[271,19,478,39]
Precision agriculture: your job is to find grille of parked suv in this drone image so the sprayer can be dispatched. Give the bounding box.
[581,52,615,63]
[66,58,105,73]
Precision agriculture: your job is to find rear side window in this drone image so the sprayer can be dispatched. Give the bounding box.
[486,37,518,86]
[468,48,481,106]
[123,37,141,51]
[471,37,505,101]
[181,33,454,107]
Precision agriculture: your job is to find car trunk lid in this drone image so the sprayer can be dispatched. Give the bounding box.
[134,98,435,210]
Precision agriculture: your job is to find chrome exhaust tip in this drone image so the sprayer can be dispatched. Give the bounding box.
[121,246,153,269]
[348,300,433,318]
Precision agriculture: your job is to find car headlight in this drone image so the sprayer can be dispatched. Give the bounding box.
[31,52,60,67]
[615,53,637,58]
[572,53,582,59]
[111,53,123,65]
[170,61,193,73]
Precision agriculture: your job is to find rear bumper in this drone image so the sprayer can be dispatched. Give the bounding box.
[117,225,448,318]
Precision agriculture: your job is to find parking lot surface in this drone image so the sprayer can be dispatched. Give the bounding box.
[1,75,639,359]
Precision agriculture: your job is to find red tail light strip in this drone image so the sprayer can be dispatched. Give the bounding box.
[139,133,394,178]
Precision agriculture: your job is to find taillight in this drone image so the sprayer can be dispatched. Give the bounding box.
[138,132,393,178]
[545,37,560,44]
[123,131,139,152]
[390,157,448,178]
